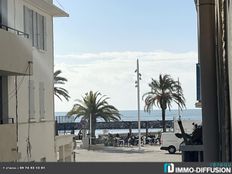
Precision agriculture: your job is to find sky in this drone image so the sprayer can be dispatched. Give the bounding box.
[53,0,198,112]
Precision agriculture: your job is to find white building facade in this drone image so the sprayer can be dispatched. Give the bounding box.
[0,0,69,162]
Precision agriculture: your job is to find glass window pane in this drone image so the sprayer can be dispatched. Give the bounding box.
[39,82,45,119]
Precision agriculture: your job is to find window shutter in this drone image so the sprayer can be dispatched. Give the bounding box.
[39,82,45,119]
[32,11,38,47]
[23,6,46,50]
[43,16,46,50]
[37,14,45,50]
[29,80,35,118]
[23,6,33,40]
[37,14,41,49]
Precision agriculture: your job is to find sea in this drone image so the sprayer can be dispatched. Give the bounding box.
[56,109,202,137]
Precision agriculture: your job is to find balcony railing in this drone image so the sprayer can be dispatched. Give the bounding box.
[0,23,29,38]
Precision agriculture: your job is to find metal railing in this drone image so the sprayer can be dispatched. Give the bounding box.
[56,116,75,123]
[0,23,29,38]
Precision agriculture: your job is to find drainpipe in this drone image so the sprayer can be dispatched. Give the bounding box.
[197,0,220,161]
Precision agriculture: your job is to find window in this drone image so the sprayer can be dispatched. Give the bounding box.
[39,82,45,119]
[24,6,46,50]
[0,0,7,26]
[32,11,38,47]
[0,76,9,124]
[38,14,46,50]
[24,7,33,40]
[29,80,35,118]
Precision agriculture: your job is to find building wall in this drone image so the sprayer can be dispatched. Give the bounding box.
[0,124,17,161]
[226,0,232,161]
[44,0,53,4]
[6,0,56,161]
[55,135,74,162]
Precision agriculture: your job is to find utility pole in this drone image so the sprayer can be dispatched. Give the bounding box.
[135,59,141,151]
[178,78,181,120]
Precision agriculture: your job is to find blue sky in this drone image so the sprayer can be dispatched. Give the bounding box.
[53,0,198,112]
[54,0,197,54]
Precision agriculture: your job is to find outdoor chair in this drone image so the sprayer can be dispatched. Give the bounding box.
[124,137,132,147]
[119,139,125,146]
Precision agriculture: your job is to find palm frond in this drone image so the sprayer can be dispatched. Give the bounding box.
[54,70,70,101]
[67,91,120,137]
[54,87,70,101]
[143,74,185,112]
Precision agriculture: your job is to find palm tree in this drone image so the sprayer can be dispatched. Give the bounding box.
[54,70,70,101]
[67,91,121,142]
[143,74,185,132]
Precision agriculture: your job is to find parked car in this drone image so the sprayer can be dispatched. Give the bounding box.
[160,132,183,154]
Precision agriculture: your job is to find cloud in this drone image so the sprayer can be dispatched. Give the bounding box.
[54,51,198,112]
[55,51,196,64]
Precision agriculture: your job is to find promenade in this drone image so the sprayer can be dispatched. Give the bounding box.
[74,141,181,162]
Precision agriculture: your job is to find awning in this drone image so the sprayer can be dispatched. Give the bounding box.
[24,0,69,17]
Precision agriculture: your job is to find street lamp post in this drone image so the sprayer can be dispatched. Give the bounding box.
[135,59,141,151]
[178,78,181,120]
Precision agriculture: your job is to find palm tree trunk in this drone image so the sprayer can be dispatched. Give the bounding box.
[129,122,132,135]
[145,121,148,139]
[91,118,96,144]
[162,108,166,132]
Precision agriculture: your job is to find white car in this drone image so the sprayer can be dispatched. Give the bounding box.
[160,132,183,154]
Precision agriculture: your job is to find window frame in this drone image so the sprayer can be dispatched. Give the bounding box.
[23,6,46,51]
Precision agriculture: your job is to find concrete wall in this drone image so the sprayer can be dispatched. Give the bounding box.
[55,135,74,162]
[17,122,56,161]
[0,124,17,162]
[5,0,56,162]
